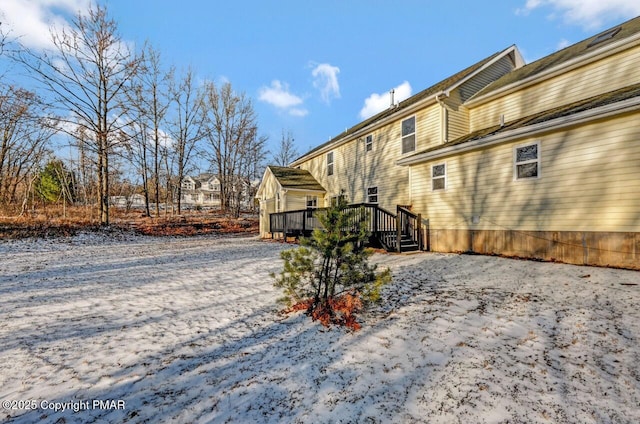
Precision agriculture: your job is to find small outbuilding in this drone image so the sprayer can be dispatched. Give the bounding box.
[255,166,326,238]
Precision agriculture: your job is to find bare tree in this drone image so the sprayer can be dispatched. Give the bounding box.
[167,67,206,215]
[13,5,142,225]
[237,130,267,215]
[70,126,97,207]
[0,85,54,209]
[121,103,152,216]
[125,45,173,216]
[271,129,299,166]
[201,81,266,217]
[0,22,7,57]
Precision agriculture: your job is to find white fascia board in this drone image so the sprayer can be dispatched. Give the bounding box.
[446,45,521,94]
[255,167,274,198]
[466,34,640,108]
[282,188,327,194]
[397,96,640,166]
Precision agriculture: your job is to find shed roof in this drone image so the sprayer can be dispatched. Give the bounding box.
[268,166,326,192]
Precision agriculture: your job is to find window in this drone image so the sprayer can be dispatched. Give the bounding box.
[432,163,446,191]
[365,134,373,152]
[514,142,540,180]
[401,116,416,154]
[306,195,318,208]
[367,187,378,203]
[327,151,334,176]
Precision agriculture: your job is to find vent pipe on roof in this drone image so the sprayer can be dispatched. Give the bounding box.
[499,114,505,127]
[390,89,395,108]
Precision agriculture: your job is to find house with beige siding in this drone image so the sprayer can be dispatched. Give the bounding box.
[257,16,640,269]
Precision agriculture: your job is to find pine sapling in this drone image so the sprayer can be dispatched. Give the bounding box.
[272,198,391,329]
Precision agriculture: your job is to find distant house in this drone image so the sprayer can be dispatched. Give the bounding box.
[180,174,222,208]
[181,173,259,211]
[256,16,640,269]
[109,193,146,209]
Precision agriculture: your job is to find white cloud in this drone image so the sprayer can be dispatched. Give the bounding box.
[359,81,412,120]
[311,63,340,104]
[556,38,571,50]
[0,0,91,49]
[289,108,309,117]
[258,80,308,117]
[517,0,640,29]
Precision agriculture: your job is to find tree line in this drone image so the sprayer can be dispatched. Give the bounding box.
[0,4,300,223]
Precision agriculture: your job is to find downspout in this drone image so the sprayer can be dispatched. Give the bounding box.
[435,91,450,143]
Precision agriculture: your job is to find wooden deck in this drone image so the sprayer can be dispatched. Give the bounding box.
[269,203,424,253]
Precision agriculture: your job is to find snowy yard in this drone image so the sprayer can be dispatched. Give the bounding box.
[1,234,639,424]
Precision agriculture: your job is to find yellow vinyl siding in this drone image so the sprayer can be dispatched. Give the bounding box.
[285,194,307,211]
[447,111,468,142]
[470,45,640,131]
[413,104,442,151]
[296,105,444,211]
[299,133,410,211]
[411,112,640,233]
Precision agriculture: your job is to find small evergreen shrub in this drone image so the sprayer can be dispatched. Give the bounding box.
[272,198,391,330]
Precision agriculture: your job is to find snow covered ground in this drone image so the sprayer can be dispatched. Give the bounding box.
[0,234,638,423]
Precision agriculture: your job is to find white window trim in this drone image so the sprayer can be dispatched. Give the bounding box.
[365,134,373,152]
[367,186,378,204]
[513,141,541,181]
[327,151,334,176]
[306,195,318,209]
[431,162,447,191]
[401,115,417,155]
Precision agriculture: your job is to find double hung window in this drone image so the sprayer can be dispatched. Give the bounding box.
[514,142,540,180]
[401,117,416,154]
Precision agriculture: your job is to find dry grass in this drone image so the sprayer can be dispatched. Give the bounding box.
[0,205,258,238]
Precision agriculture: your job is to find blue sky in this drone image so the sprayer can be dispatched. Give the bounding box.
[1,0,639,158]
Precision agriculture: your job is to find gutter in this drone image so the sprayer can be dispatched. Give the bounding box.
[397,95,640,166]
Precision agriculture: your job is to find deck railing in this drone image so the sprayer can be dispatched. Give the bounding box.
[269,203,422,252]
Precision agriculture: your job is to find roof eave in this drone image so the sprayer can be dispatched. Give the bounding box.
[281,187,327,193]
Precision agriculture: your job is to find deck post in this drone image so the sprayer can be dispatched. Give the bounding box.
[396,207,401,252]
[283,214,288,241]
[417,213,422,250]
[303,209,307,234]
[373,205,379,236]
